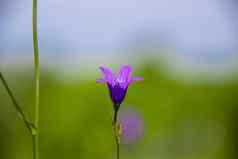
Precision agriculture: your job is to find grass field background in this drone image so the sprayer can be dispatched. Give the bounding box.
[0,62,237,159]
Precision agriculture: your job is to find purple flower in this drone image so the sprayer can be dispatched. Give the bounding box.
[97,65,143,106]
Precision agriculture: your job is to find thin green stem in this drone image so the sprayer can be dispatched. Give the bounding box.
[32,0,40,159]
[113,108,119,126]
[32,135,38,159]
[0,1,40,159]
[116,133,120,159]
[113,124,120,159]
[0,72,35,133]
[113,104,120,159]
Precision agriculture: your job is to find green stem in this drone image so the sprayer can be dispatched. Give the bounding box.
[0,72,35,133]
[116,133,120,159]
[0,1,40,159]
[32,135,38,159]
[32,0,40,159]
[113,104,120,159]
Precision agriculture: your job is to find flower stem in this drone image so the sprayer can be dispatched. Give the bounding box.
[32,0,40,159]
[0,72,37,158]
[113,104,120,159]
[0,72,35,134]
[0,0,40,158]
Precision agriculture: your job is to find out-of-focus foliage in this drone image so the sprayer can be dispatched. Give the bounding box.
[0,63,237,159]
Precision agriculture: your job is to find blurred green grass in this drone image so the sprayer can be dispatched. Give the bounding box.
[0,64,238,159]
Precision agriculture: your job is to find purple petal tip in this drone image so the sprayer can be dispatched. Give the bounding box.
[96,79,106,83]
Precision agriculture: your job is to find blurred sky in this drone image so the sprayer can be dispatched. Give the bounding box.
[0,0,238,74]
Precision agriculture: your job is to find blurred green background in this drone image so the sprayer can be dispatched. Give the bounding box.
[0,62,238,159]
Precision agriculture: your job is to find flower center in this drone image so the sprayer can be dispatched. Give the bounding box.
[116,77,125,84]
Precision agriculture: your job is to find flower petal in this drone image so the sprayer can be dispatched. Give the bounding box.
[130,76,143,84]
[132,76,143,81]
[116,65,132,83]
[96,79,106,83]
[99,66,114,83]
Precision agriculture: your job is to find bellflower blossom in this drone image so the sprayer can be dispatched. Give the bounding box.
[97,65,143,106]
[97,65,143,159]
